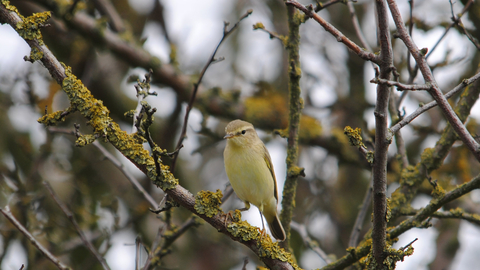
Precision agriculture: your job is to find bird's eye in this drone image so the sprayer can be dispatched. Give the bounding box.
[241,130,246,135]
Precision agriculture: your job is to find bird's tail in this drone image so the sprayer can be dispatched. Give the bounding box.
[268,214,286,241]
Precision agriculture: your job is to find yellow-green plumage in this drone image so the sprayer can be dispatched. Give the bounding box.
[223,120,286,241]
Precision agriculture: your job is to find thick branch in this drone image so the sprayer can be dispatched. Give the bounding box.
[280,3,303,249]
[372,0,394,266]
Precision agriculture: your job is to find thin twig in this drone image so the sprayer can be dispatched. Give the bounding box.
[290,221,332,264]
[387,0,480,161]
[0,206,71,270]
[142,226,166,270]
[347,1,372,53]
[400,238,418,251]
[401,209,480,226]
[390,173,480,238]
[43,181,111,270]
[170,9,253,172]
[47,127,159,208]
[371,78,431,91]
[314,0,348,12]
[348,177,373,247]
[390,70,480,135]
[285,1,377,63]
[449,0,480,50]
[92,0,125,32]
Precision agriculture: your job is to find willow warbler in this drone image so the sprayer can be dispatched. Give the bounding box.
[223,119,286,241]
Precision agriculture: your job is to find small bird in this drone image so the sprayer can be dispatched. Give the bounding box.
[223,119,286,241]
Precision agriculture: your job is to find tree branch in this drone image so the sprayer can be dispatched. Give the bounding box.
[280,2,304,249]
[170,9,252,172]
[0,206,71,270]
[371,0,394,265]
[387,0,480,162]
[389,67,480,135]
[285,1,378,63]
[0,3,296,269]
[43,181,111,270]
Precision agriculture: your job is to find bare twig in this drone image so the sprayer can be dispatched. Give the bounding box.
[170,9,253,172]
[387,0,480,161]
[43,181,111,270]
[371,78,431,91]
[400,238,418,251]
[348,178,373,247]
[47,127,159,209]
[401,209,480,226]
[0,206,71,270]
[347,2,372,53]
[92,0,125,32]
[449,0,480,50]
[314,0,349,12]
[290,221,332,264]
[390,70,480,135]
[285,1,377,63]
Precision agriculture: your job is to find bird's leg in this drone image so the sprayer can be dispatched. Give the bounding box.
[224,202,251,227]
[258,209,267,240]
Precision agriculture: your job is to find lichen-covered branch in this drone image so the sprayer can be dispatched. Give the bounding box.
[279,2,304,250]
[0,3,298,269]
[389,66,480,218]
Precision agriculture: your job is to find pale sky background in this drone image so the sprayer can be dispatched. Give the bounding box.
[1,0,480,269]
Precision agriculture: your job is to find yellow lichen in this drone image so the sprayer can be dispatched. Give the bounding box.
[28,46,44,61]
[194,189,223,218]
[344,126,365,148]
[75,134,97,147]
[299,116,322,141]
[16,11,51,45]
[253,22,265,30]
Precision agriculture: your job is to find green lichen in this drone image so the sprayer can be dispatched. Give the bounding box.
[16,11,51,45]
[419,147,441,171]
[194,189,223,218]
[399,165,423,187]
[431,183,446,199]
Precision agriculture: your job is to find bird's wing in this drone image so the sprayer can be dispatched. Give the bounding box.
[263,145,278,202]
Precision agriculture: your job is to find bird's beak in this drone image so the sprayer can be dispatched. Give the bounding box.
[224,133,234,139]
